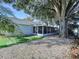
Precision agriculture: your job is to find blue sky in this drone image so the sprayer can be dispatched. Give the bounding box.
[2,3,30,19]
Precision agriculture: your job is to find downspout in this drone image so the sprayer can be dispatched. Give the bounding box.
[42,26,44,36]
[37,25,39,36]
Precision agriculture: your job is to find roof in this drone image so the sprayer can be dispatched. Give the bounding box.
[9,17,33,25]
[8,17,53,26]
[32,20,47,26]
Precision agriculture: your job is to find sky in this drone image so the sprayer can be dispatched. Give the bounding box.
[2,3,30,19]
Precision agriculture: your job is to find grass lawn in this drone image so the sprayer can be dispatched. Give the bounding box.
[0,36,43,48]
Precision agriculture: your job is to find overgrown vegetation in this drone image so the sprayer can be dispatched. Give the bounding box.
[0,4,15,34]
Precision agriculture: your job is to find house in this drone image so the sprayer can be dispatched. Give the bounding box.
[7,17,58,36]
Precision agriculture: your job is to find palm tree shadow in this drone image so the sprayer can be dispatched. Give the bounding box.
[46,38,72,48]
[28,38,72,48]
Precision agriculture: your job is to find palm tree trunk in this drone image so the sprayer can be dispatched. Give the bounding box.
[59,18,65,38]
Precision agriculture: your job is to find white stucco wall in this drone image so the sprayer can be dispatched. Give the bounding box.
[17,25,33,35]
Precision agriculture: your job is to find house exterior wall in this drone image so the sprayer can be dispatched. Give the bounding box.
[17,25,33,35]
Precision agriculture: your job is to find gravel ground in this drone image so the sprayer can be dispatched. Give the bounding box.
[0,36,73,59]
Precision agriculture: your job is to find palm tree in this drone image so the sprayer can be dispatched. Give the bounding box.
[3,0,79,37]
[32,0,79,37]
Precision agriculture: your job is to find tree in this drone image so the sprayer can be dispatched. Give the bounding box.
[3,0,79,37]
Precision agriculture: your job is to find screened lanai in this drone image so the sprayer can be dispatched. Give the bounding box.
[32,20,58,36]
[33,26,56,36]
